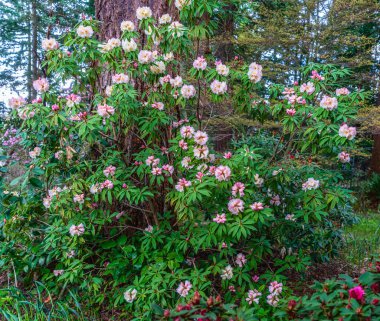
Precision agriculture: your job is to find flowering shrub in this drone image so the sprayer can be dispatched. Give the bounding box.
[0,1,370,319]
[276,261,380,320]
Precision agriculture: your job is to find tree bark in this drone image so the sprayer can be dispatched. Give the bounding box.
[94,0,176,40]
[371,133,380,174]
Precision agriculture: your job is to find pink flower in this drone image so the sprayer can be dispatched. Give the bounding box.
[270,195,281,206]
[339,124,356,140]
[311,70,324,80]
[286,108,296,116]
[33,78,49,93]
[152,102,164,110]
[51,104,60,111]
[69,223,85,236]
[215,165,231,181]
[53,269,64,276]
[336,87,350,96]
[349,286,365,301]
[101,180,114,189]
[320,95,338,110]
[145,156,160,167]
[269,281,283,295]
[193,56,207,70]
[175,178,192,192]
[73,194,85,204]
[232,182,245,197]
[229,285,236,292]
[162,164,174,175]
[196,172,204,181]
[176,280,192,297]
[151,167,162,175]
[180,126,195,138]
[193,131,208,145]
[228,198,244,215]
[112,73,129,84]
[193,145,209,159]
[235,253,247,267]
[179,140,188,150]
[338,152,350,163]
[252,275,259,282]
[282,87,295,96]
[103,165,116,177]
[223,152,232,159]
[250,202,264,211]
[213,213,227,224]
[97,104,115,118]
[300,82,315,95]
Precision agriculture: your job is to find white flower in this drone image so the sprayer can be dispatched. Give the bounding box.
[267,293,280,306]
[136,6,152,20]
[176,280,192,297]
[99,38,121,53]
[42,38,59,51]
[254,174,264,187]
[122,39,138,52]
[246,289,262,305]
[181,156,192,169]
[159,14,172,24]
[247,62,263,83]
[216,64,229,76]
[170,76,183,87]
[302,178,320,191]
[150,61,166,74]
[175,0,192,10]
[8,96,26,109]
[221,265,233,280]
[121,20,135,32]
[43,196,52,208]
[105,85,113,97]
[210,80,227,95]
[138,50,153,64]
[76,25,94,38]
[163,52,174,61]
[29,147,41,159]
[181,84,196,99]
[168,21,184,37]
[124,288,137,303]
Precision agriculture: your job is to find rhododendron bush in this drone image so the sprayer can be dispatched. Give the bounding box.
[0,1,370,319]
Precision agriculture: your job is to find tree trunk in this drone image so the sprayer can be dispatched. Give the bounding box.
[94,0,177,40]
[371,132,380,174]
[31,0,38,99]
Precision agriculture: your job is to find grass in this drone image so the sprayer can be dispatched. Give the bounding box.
[0,282,87,321]
[342,211,380,273]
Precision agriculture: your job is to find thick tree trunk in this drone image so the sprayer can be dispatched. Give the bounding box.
[95,0,176,39]
[31,0,38,99]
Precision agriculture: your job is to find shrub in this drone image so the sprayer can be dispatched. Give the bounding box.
[0,1,370,319]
